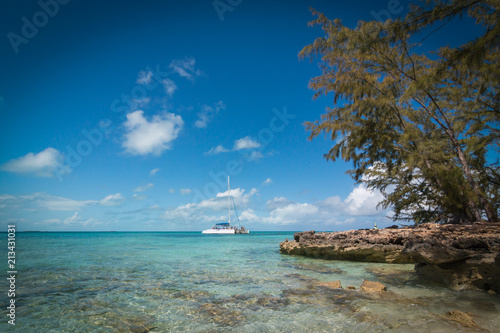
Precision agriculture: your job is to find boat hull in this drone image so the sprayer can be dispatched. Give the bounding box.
[202,229,236,234]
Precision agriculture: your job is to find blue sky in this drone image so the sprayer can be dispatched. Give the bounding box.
[0,0,487,231]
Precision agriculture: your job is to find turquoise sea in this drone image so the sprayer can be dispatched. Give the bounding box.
[2,232,499,332]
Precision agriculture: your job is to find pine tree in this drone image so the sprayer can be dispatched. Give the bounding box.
[301,0,499,224]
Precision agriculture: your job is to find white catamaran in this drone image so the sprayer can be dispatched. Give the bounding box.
[202,177,249,234]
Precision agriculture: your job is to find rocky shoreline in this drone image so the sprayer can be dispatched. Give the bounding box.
[279,222,500,293]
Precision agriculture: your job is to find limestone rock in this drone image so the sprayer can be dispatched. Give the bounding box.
[280,222,500,293]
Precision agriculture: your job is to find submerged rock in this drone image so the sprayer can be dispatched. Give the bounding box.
[199,303,245,326]
[360,280,387,294]
[280,222,500,293]
[313,280,342,289]
[442,310,481,330]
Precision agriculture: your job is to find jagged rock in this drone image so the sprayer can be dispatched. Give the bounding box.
[402,240,472,264]
[280,228,414,263]
[415,253,500,292]
[360,280,387,294]
[280,222,500,293]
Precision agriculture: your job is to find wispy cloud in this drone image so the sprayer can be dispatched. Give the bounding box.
[18,193,97,211]
[122,110,184,156]
[40,218,61,224]
[133,193,147,201]
[195,101,225,128]
[180,188,192,195]
[247,151,263,161]
[130,97,151,110]
[169,57,203,81]
[206,136,261,156]
[64,212,80,224]
[150,168,160,176]
[137,71,153,85]
[233,136,261,150]
[205,145,230,155]
[134,183,154,192]
[0,148,70,178]
[37,212,101,227]
[262,178,273,185]
[99,193,125,206]
[162,78,177,97]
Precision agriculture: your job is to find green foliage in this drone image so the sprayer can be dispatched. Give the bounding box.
[301,0,499,224]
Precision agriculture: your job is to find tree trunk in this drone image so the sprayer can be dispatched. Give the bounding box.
[447,132,493,222]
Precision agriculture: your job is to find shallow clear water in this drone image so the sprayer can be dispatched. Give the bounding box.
[2,232,499,332]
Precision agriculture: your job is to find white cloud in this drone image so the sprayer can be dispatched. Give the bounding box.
[162,187,256,222]
[261,184,386,225]
[162,78,177,97]
[0,148,70,178]
[344,184,385,216]
[248,151,263,161]
[137,71,153,85]
[99,193,125,206]
[205,145,230,155]
[134,183,154,192]
[122,110,184,156]
[150,168,160,176]
[233,136,260,150]
[216,187,245,199]
[195,101,225,128]
[169,57,203,81]
[265,203,319,225]
[180,188,192,195]
[240,209,258,221]
[159,182,388,228]
[262,178,273,185]
[169,188,175,194]
[206,136,263,157]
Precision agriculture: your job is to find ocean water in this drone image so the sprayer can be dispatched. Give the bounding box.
[2,231,499,332]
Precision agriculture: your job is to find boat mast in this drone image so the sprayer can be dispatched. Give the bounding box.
[228,176,231,225]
